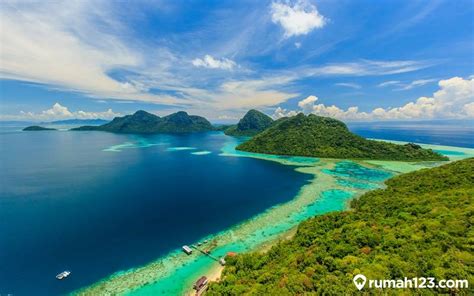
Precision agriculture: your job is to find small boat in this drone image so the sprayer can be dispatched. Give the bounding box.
[182,245,193,255]
[56,270,71,280]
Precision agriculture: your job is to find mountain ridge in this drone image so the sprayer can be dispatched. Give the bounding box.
[71,110,214,133]
[237,113,447,161]
[224,109,273,136]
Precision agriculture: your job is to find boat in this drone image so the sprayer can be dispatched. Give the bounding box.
[182,245,193,255]
[193,276,208,291]
[56,270,71,280]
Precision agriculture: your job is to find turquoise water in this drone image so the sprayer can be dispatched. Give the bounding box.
[322,161,393,181]
[122,155,393,295]
[129,189,358,296]
[433,149,466,156]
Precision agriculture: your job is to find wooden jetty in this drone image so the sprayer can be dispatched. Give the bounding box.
[190,245,220,261]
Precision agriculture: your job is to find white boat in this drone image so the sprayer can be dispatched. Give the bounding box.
[182,245,193,255]
[56,270,71,280]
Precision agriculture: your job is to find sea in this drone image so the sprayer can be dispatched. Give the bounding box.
[0,121,472,295]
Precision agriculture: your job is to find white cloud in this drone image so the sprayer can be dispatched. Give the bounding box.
[271,0,327,38]
[0,1,187,105]
[378,79,437,90]
[294,42,302,48]
[334,82,361,89]
[0,2,438,116]
[273,107,298,119]
[217,115,238,120]
[192,55,237,70]
[298,95,318,111]
[396,79,437,90]
[378,80,401,87]
[463,102,474,117]
[274,77,474,121]
[1,103,121,121]
[306,60,434,77]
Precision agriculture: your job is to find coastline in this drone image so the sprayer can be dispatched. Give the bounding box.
[73,138,474,295]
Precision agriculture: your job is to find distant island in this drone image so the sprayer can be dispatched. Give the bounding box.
[237,113,447,161]
[208,157,473,294]
[23,126,56,131]
[224,109,273,136]
[71,110,214,133]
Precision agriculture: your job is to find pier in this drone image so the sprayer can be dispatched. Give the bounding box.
[190,245,220,262]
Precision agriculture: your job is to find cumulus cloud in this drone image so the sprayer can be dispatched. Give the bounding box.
[273,106,298,119]
[271,0,327,38]
[274,77,474,120]
[1,103,121,121]
[192,55,237,70]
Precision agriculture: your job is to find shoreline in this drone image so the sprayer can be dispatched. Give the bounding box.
[74,139,474,295]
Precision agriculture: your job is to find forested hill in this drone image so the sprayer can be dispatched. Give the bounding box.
[23,126,56,131]
[71,110,214,133]
[208,158,474,295]
[237,113,447,161]
[224,109,273,136]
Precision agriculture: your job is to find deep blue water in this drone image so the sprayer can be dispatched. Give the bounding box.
[348,122,474,148]
[0,129,311,295]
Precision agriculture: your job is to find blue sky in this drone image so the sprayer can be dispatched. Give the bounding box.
[0,0,473,122]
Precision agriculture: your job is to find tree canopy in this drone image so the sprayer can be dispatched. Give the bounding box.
[208,158,473,295]
[237,113,447,161]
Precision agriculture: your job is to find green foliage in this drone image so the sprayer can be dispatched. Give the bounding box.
[224,109,273,136]
[237,113,447,161]
[208,158,474,295]
[22,126,56,131]
[71,110,214,133]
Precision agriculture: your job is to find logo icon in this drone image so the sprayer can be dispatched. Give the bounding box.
[353,274,367,290]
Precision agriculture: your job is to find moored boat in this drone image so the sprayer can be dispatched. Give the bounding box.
[56,270,71,280]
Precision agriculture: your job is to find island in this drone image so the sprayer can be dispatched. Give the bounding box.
[71,110,214,133]
[237,113,447,161]
[224,109,273,136]
[22,126,56,131]
[208,157,473,295]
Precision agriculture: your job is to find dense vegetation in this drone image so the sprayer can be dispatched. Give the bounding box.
[208,158,474,295]
[71,110,214,133]
[23,126,56,131]
[237,113,447,161]
[225,109,273,136]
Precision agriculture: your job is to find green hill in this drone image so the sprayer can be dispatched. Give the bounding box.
[23,126,56,131]
[208,158,474,295]
[237,113,447,161]
[224,109,273,136]
[71,110,214,133]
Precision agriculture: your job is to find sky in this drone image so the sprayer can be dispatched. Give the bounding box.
[0,0,473,122]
